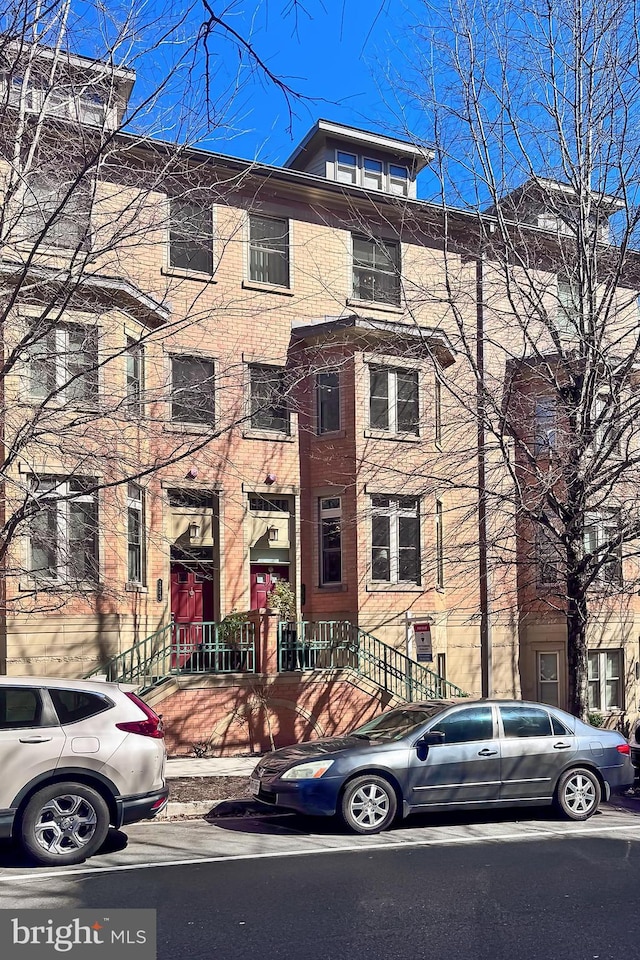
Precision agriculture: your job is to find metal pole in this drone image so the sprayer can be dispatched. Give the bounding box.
[477,255,492,698]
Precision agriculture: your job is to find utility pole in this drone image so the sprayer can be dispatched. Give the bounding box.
[476,255,492,698]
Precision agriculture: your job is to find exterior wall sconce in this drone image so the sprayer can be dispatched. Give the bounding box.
[189,521,201,540]
[268,526,279,542]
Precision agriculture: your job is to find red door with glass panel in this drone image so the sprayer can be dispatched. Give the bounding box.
[171,565,214,665]
[250,566,290,610]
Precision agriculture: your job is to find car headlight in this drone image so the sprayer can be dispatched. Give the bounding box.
[280,759,335,780]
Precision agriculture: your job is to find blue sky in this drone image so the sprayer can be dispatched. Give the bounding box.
[188,1,420,165]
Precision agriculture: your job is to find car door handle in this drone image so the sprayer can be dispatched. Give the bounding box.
[553,742,572,750]
[19,736,53,744]
[477,748,498,757]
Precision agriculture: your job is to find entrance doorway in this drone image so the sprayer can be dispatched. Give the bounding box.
[250,565,290,610]
[170,564,215,665]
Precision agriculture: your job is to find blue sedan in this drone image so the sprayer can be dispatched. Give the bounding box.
[250,699,634,834]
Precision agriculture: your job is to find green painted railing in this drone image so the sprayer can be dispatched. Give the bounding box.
[85,620,256,691]
[277,620,466,701]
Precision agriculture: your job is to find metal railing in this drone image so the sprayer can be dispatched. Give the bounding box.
[85,620,256,691]
[277,620,466,701]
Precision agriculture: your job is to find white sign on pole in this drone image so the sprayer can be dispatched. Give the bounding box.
[414,622,433,662]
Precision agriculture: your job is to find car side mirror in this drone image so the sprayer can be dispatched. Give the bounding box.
[417,730,445,747]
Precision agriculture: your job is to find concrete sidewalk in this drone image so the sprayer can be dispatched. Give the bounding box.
[165,756,258,778]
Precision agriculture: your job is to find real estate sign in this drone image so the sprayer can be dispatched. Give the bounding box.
[414,622,433,662]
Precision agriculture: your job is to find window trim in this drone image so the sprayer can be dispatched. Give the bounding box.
[19,174,93,252]
[27,476,100,584]
[248,363,291,435]
[368,364,419,436]
[125,337,144,417]
[169,353,216,427]
[27,320,99,406]
[370,494,421,586]
[362,156,384,191]
[352,234,401,307]
[435,499,444,589]
[588,649,624,712]
[316,369,341,435]
[167,196,215,277]
[319,496,342,586]
[335,149,358,185]
[126,482,146,586]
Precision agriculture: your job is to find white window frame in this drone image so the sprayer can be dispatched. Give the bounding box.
[536,651,560,707]
[593,393,620,454]
[588,649,623,712]
[126,483,145,585]
[125,337,144,416]
[435,499,444,589]
[352,234,401,306]
[336,150,358,185]
[557,277,580,335]
[583,511,622,584]
[434,377,443,448]
[363,156,384,191]
[247,214,290,287]
[389,163,409,196]
[28,477,99,583]
[28,321,99,404]
[368,365,419,435]
[319,497,342,585]
[370,495,421,585]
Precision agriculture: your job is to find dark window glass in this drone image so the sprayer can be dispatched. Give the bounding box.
[398,516,419,581]
[168,489,212,509]
[248,496,289,512]
[353,236,400,305]
[0,688,42,729]
[431,707,494,744]
[171,356,215,425]
[551,715,571,736]
[317,371,340,434]
[371,515,391,581]
[49,689,111,724]
[369,367,389,430]
[249,215,289,286]
[396,369,419,433]
[169,198,213,273]
[320,504,342,585]
[23,176,91,250]
[250,366,289,433]
[500,706,552,738]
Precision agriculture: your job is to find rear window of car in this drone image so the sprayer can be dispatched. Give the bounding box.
[0,688,42,729]
[500,706,552,738]
[49,689,112,725]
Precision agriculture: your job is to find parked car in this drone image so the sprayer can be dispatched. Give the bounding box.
[630,723,640,780]
[0,677,168,865]
[250,699,634,834]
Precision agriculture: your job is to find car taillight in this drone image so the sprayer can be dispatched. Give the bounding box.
[116,692,165,739]
[617,743,631,755]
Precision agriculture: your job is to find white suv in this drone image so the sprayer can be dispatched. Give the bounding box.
[0,677,168,866]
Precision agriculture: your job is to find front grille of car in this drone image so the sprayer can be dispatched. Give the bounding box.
[256,760,289,779]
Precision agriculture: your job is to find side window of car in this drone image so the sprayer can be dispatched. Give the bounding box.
[49,689,111,725]
[551,715,571,736]
[500,706,552,738]
[431,707,494,744]
[0,688,43,729]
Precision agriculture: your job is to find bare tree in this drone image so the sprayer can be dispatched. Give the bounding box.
[385,0,640,717]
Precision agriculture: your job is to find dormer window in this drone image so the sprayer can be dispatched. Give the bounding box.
[363,158,384,190]
[336,151,357,185]
[389,164,409,197]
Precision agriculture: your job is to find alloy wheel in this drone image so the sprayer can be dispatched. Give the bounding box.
[33,793,99,855]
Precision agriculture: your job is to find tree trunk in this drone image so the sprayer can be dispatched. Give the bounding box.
[566,576,589,719]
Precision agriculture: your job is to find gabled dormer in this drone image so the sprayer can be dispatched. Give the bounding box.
[285,120,432,199]
[0,41,135,131]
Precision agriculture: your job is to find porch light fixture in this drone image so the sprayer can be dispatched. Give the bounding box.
[268,526,279,542]
[189,521,201,540]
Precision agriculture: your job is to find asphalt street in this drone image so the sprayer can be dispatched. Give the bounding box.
[1,803,640,959]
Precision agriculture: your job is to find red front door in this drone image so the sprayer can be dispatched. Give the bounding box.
[250,565,290,610]
[171,565,214,664]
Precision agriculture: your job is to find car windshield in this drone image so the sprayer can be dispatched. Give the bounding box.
[350,706,446,743]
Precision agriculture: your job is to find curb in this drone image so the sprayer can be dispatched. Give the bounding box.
[158,798,274,821]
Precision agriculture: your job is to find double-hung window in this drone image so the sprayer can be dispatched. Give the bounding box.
[389,164,409,196]
[352,235,400,305]
[583,511,622,584]
[319,497,342,585]
[125,337,143,415]
[588,650,623,711]
[29,322,98,404]
[336,151,357,185]
[363,158,384,190]
[534,397,556,454]
[370,495,420,584]
[171,355,215,426]
[369,366,419,435]
[317,370,340,434]
[29,476,98,582]
[536,525,561,585]
[557,278,580,335]
[169,198,213,274]
[593,394,620,454]
[22,175,91,250]
[248,215,290,287]
[127,483,145,584]
[249,365,289,433]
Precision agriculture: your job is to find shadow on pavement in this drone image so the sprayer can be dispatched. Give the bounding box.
[0,828,129,870]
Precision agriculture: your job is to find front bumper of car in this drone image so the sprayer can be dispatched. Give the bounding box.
[252,774,343,817]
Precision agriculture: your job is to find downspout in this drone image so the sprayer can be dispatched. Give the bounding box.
[476,256,492,697]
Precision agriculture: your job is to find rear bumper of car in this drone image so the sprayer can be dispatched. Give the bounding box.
[115,786,169,827]
[253,776,342,817]
[602,759,635,794]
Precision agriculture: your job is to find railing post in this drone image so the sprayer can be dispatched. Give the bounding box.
[406,658,413,702]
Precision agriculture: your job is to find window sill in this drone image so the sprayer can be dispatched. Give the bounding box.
[317,583,348,592]
[19,579,100,593]
[242,429,295,442]
[315,429,347,440]
[364,429,421,443]
[161,266,217,283]
[366,582,423,593]
[125,583,149,593]
[165,421,214,435]
[346,298,403,314]
[242,280,294,297]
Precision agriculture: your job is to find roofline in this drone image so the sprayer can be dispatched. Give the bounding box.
[284,119,433,171]
[291,313,456,361]
[2,38,136,83]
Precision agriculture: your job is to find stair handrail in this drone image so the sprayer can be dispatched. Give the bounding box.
[85,621,174,685]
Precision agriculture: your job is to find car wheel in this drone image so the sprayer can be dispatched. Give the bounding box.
[554,767,601,821]
[341,775,398,834]
[19,782,110,866]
